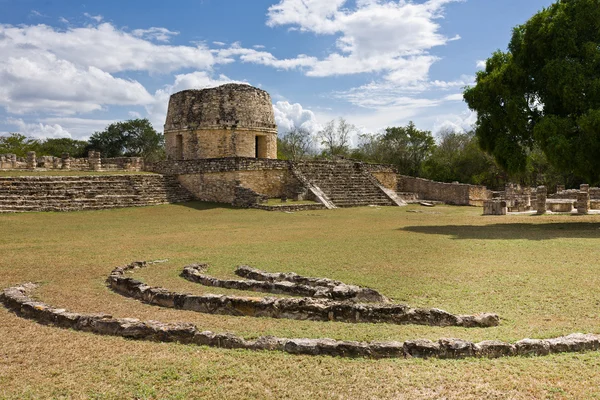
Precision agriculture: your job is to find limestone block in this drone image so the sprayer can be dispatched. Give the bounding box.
[577,191,590,214]
[483,200,507,215]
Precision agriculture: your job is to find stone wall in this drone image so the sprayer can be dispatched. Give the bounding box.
[109,261,498,328]
[0,175,193,212]
[0,154,24,169]
[177,172,238,204]
[397,175,491,206]
[4,275,600,360]
[150,158,305,207]
[0,151,143,172]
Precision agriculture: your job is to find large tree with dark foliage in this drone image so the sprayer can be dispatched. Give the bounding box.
[88,119,164,161]
[464,0,600,184]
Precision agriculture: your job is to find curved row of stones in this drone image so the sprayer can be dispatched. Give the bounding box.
[110,261,499,328]
[2,282,600,359]
[182,264,390,303]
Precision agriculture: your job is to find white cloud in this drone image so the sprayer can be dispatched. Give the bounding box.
[146,71,243,130]
[213,41,226,46]
[83,13,103,23]
[132,27,179,43]
[476,60,486,69]
[253,44,266,49]
[6,117,72,139]
[59,17,69,24]
[0,22,217,116]
[128,111,142,119]
[432,110,477,134]
[265,0,462,85]
[0,51,154,115]
[0,23,215,74]
[215,43,317,70]
[40,117,118,139]
[273,101,322,136]
[30,10,46,18]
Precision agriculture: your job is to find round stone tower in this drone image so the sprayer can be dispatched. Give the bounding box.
[164,84,278,160]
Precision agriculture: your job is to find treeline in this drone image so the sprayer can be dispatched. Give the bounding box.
[278,118,579,190]
[0,119,164,162]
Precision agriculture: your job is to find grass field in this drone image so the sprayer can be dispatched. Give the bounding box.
[1,202,600,399]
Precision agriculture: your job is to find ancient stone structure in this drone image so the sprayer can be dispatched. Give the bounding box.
[483,200,507,215]
[0,151,144,173]
[26,151,36,170]
[108,261,499,328]
[362,164,491,206]
[537,186,547,214]
[182,264,390,303]
[0,84,503,213]
[577,190,590,214]
[164,84,278,160]
[88,151,102,171]
[0,175,193,212]
[3,276,600,360]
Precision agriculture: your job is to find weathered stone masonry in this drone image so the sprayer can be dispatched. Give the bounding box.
[164,84,278,160]
[109,261,499,328]
[4,278,600,360]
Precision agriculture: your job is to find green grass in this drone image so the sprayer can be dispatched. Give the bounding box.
[1,202,600,399]
[0,170,156,176]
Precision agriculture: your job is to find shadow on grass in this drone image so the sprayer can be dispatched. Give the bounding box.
[170,201,238,211]
[401,222,600,240]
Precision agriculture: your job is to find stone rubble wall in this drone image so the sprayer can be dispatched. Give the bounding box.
[397,175,491,206]
[108,261,499,328]
[0,175,193,212]
[362,164,491,206]
[182,264,389,303]
[0,154,25,169]
[3,282,600,360]
[0,152,144,172]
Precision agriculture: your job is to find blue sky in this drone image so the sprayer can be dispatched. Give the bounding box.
[0,0,556,144]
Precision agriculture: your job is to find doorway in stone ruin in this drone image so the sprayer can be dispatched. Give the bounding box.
[255,135,267,158]
[175,134,183,159]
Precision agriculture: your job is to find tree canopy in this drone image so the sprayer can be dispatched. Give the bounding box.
[464,0,600,184]
[88,119,164,161]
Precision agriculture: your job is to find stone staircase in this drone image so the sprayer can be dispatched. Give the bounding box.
[294,161,396,207]
[0,175,194,212]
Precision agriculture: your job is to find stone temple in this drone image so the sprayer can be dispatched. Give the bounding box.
[0,83,492,213]
[164,84,278,160]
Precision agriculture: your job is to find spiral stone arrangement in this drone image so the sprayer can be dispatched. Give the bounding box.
[3,260,600,360]
[110,261,499,328]
[181,264,390,303]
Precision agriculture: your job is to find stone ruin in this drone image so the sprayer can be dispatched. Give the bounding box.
[3,259,600,360]
[1,83,497,213]
[164,84,278,160]
[484,183,600,215]
[0,150,143,172]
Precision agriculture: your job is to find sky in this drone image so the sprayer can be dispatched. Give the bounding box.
[0,0,557,145]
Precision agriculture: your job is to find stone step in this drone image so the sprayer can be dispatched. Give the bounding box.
[0,174,193,212]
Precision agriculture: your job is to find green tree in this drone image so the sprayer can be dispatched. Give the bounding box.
[464,0,600,184]
[351,133,388,164]
[423,129,505,189]
[0,133,39,157]
[381,121,436,177]
[37,138,88,158]
[88,119,164,161]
